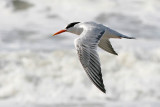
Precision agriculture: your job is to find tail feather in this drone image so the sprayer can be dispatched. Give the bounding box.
[105,27,135,39]
[121,36,135,39]
[119,33,135,39]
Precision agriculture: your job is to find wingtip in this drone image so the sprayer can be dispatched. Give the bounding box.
[102,88,106,94]
[99,87,106,94]
[103,90,106,94]
[95,84,106,94]
[112,52,118,56]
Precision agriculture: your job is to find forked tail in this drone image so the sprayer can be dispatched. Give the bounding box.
[120,36,135,39]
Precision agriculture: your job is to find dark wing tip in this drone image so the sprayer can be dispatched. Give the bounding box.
[113,52,118,56]
[93,80,106,93]
[109,49,118,56]
[101,87,106,93]
[93,81,106,94]
[84,67,106,94]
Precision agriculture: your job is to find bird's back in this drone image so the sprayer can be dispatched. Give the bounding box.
[78,22,106,39]
[80,22,106,30]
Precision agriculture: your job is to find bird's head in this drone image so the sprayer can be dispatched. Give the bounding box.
[52,22,81,36]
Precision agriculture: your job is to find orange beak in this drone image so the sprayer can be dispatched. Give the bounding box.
[52,29,67,36]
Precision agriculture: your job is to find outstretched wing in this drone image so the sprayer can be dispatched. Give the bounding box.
[98,27,135,55]
[74,28,106,93]
[98,39,118,55]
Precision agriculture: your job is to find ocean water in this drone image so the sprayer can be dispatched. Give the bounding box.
[0,0,160,107]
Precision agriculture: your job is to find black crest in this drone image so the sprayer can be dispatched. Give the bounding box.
[66,22,80,29]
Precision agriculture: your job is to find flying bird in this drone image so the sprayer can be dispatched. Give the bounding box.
[52,22,135,93]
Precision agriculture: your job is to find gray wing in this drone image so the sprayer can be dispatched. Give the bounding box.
[98,27,135,55]
[98,39,118,55]
[74,28,106,93]
[75,41,106,93]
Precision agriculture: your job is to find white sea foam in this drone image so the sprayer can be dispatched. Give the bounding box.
[0,40,160,104]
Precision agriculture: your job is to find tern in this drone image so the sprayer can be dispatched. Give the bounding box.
[52,22,135,93]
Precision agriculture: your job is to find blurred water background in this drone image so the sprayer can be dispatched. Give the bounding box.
[0,0,160,107]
